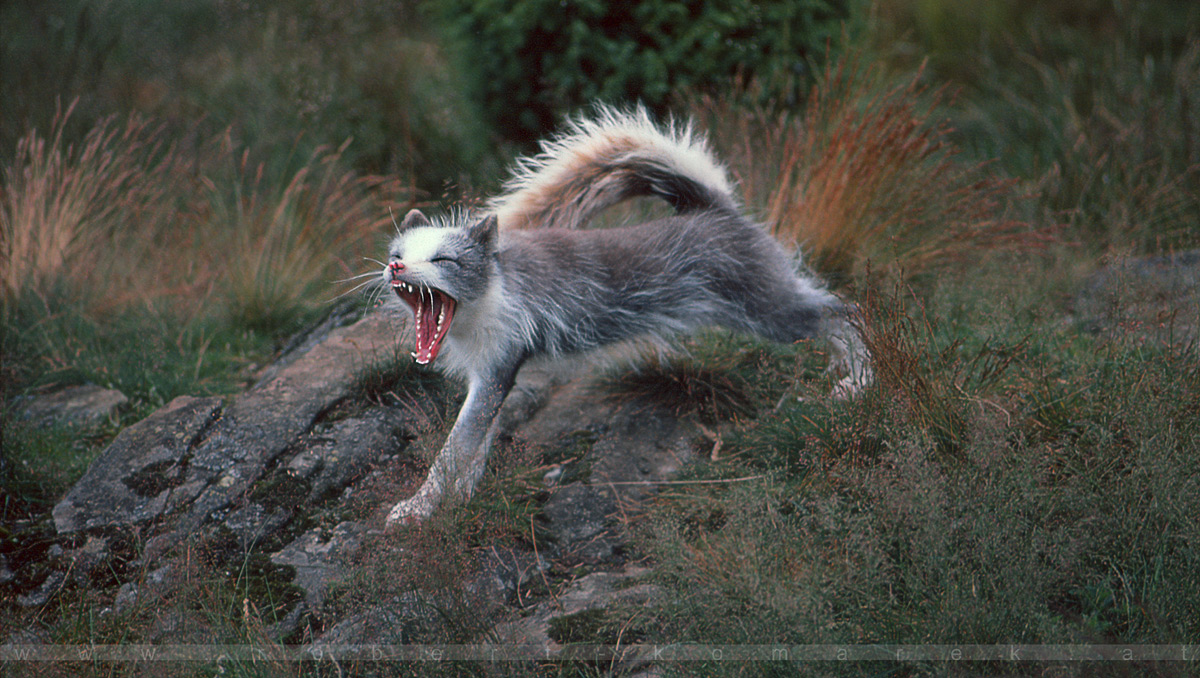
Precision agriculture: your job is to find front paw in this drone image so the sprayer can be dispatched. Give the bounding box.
[385,494,436,529]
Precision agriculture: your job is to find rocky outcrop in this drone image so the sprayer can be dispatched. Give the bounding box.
[7,305,698,673]
[53,395,222,534]
[516,378,696,565]
[50,311,404,550]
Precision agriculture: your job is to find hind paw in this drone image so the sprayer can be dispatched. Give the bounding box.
[830,371,872,400]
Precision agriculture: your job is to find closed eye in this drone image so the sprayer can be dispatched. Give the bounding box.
[431,256,459,266]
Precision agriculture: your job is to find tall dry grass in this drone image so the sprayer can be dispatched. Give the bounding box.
[0,102,181,308]
[1,104,409,330]
[197,133,408,332]
[691,55,1043,281]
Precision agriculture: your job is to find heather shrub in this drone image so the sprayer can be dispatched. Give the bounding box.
[637,261,1200,675]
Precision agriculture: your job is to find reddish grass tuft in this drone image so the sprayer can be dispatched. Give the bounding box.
[690,53,1047,281]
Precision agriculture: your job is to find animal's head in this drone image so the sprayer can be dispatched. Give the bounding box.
[382,209,498,365]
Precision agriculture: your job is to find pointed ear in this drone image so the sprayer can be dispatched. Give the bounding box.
[468,214,499,249]
[398,208,432,232]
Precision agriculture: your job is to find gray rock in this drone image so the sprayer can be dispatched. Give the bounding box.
[17,570,66,608]
[541,483,618,559]
[470,545,549,607]
[207,406,414,561]
[139,564,175,601]
[117,312,406,559]
[1076,249,1200,342]
[309,545,532,648]
[112,582,139,614]
[312,579,478,648]
[252,300,362,388]
[491,566,663,662]
[65,535,110,583]
[19,383,128,428]
[311,602,419,646]
[516,381,696,563]
[163,312,404,547]
[269,521,366,613]
[53,395,223,534]
[303,407,416,503]
[493,362,573,436]
[223,503,292,549]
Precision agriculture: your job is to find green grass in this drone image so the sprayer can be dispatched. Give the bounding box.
[3,295,282,403]
[866,0,1200,254]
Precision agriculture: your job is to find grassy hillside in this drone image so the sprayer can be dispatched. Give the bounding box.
[2,0,1198,674]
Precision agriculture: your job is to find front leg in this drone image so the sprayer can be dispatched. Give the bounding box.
[386,363,520,527]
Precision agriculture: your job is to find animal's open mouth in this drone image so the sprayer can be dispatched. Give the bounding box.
[392,281,456,365]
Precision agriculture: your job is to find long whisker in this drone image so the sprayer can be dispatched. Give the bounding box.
[362,256,387,268]
[326,278,381,302]
[333,270,383,284]
[368,280,392,308]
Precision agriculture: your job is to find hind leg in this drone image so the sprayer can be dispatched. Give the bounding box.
[821,312,872,399]
[736,279,872,399]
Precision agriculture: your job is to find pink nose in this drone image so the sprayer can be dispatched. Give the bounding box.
[389,261,405,272]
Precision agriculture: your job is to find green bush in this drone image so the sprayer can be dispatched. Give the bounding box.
[430,0,851,141]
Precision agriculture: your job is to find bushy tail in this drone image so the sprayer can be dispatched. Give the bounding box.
[489,105,739,230]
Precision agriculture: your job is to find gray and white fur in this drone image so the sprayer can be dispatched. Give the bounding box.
[379,106,870,526]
